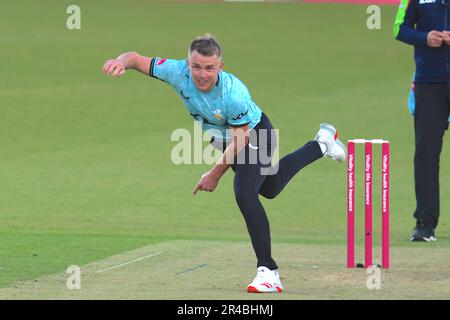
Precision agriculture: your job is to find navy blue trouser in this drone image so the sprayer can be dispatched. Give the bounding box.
[212,114,323,270]
[414,83,450,228]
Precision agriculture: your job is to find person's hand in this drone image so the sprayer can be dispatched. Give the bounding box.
[193,171,219,195]
[102,59,126,77]
[443,31,450,46]
[427,30,446,48]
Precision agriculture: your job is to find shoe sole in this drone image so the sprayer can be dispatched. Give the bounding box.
[410,236,437,242]
[247,285,283,293]
[333,138,347,162]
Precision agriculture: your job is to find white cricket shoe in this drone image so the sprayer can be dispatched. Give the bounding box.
[315,123,347,162]
[247,266,284,293]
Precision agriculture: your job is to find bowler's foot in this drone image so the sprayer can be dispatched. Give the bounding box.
[315,123,347,162]
[247,266,284,293]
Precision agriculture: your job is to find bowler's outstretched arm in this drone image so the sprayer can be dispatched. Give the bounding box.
[103,52,152,77]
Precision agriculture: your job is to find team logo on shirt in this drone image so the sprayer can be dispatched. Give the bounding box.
[157,58,167,65]
[213,109,224,120]
[419,0,435,3]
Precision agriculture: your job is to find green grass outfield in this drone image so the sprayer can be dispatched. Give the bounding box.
[1,0,450,299]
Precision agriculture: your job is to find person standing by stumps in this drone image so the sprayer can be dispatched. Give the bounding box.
[394,0,450,241]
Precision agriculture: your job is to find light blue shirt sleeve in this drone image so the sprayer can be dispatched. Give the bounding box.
[226,97,253,127]
[223,77,261,128]
[150,58,187,86]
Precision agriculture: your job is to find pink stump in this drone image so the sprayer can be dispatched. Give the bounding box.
[365,142,373,268]
[347,142,355,268]
[382,142,390,269]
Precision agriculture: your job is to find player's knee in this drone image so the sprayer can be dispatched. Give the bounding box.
[258,175,283,200]
[259,189,277,200]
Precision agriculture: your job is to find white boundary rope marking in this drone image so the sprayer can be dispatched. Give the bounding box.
[95,251,163,274]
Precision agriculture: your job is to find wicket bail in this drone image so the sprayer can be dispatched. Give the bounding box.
[347,139,390,269]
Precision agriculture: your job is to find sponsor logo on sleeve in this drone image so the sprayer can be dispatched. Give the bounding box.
[157,58,167,65]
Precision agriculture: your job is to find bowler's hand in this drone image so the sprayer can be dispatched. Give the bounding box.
[193,171,219,195]
[427,30,446,48]
[102,59,126,77]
